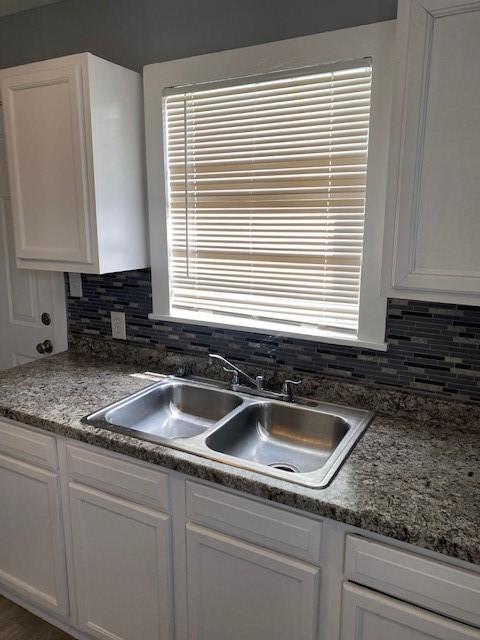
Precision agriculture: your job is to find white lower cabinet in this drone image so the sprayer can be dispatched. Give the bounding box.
[1,429,480,640]
[68,483,173,640]
[185,522,320,640]
[341,584,480,640]
[0,452,68,615]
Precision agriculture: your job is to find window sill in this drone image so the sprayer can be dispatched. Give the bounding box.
[148,312,388,352]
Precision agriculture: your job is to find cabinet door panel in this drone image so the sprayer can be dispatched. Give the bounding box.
[341,584,480,640]
[385,0,480,300]
[69,483,172,640]
[2,63,93,264]
[186,523,319,640]
[414,8,480,278]
[0,453,68,614]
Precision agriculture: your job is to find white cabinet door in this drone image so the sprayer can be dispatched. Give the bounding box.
[68,483,173,640]
[186,523,319,640]
[0,453,68,615]
[1,53,148,274]
[383,0,480,303]
[341,584,480,640]
[2,63,93,266]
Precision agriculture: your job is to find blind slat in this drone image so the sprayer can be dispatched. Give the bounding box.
[167,106,371,130]
[165,73,371,106]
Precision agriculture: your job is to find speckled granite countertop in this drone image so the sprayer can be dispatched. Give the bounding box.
[0,347,479,565]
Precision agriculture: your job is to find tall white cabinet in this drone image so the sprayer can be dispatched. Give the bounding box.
[0,53,148,273]
[382,0,480,303]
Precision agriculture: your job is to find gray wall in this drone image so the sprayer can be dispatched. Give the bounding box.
[0,0,396,71]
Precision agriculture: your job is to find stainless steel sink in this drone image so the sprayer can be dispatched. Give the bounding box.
[91,380,244,441]
[205,401,350,474]
[84,377,373,488]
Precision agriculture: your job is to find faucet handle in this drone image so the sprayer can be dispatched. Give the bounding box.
[223,367,239,386]
[282,378,302,388]
[281,378,302,401]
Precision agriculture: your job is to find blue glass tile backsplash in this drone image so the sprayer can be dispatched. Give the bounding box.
[67,269,480,402]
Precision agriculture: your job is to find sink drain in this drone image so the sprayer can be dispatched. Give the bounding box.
[268,462,299,473]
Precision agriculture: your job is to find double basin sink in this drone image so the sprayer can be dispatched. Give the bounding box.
[85,377,373,488]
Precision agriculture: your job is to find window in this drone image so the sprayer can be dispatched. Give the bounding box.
[144,24,393,349]
[164,64,371,338]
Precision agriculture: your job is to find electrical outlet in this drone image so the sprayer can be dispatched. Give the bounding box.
[111,311,126,340]
[68,272,83,298]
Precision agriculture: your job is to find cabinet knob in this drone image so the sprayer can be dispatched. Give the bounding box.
[36,339,53,354]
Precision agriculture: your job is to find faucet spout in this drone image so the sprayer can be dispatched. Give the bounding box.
[209,353,259,389]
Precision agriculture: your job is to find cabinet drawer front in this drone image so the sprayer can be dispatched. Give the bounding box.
[186,481,322,563]
[0,420,57,470]
[345,535,480,627]
[341,584,480,640]
[65,445,169,512]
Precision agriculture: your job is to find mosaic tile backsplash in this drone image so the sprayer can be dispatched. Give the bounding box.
[67,269,480,403]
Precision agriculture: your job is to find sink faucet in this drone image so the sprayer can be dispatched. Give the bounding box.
[209,353,265,391]
[209,353,301,402]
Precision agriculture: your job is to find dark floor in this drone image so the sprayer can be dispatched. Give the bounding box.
[0,597,73,640]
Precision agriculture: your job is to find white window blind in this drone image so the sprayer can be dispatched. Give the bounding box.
[164,62,372,337]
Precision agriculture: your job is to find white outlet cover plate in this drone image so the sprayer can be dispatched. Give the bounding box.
[68,272,83,298]
[111,311,126,340]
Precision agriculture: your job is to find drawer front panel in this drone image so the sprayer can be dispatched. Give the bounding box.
[345,535,480,627]
[0,420,57,470]
[65,445,169,512]
[341,584,480,640]
[186,481,322,563]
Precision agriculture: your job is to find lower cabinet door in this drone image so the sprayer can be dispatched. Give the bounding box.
[0,453,68,615]
[68,483,172,640]
[341,583,480,640]
[186,523,320,640]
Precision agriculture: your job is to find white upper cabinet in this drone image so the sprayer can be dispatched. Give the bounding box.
[383,0,480,303]
[1,53,148,273]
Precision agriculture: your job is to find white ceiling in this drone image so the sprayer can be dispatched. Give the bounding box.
[0,0,64,18]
